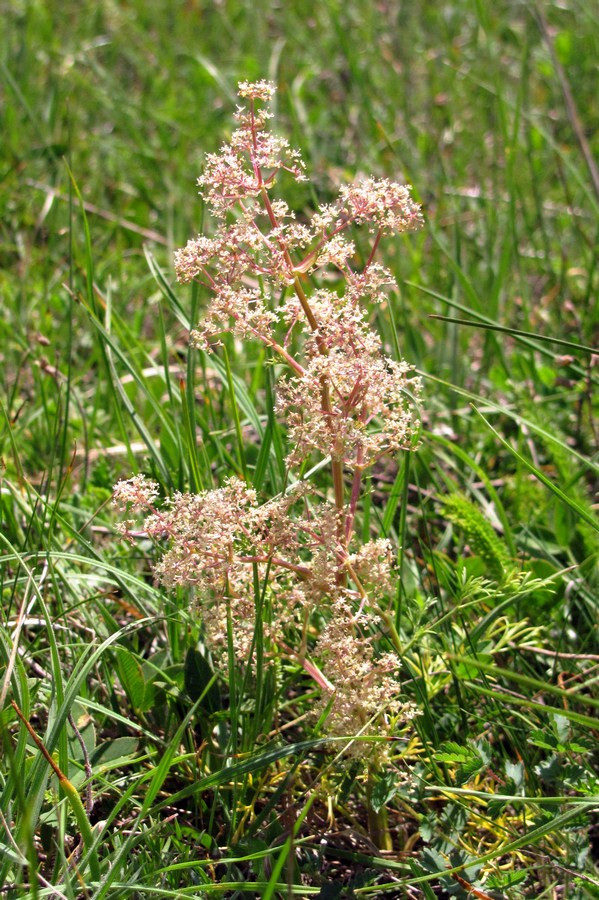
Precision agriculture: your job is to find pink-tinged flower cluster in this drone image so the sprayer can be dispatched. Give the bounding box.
[173,81,422,476]
[188,84,305,221]
[314,599,420,760]
[318,611,401,724]
[115,475,335,600]
[113,474,160,510]
[237,80,276,101]
[117,82,425,755]
[112,471,417,750]
[337,178,423,235]
[278,344,421,470]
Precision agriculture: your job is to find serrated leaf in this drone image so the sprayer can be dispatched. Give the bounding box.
[529,729,558,750]
[567,742,590,754]
[535,755,563,785]
[419,817,434,843]
[487,868,528,890]
[435,741,476,764]
[474,740,491,766]
[505,760,524,788]
[455,756,485,785]
[552,713,571,745]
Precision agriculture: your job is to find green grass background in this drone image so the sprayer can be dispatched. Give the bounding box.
[1,0,598,897]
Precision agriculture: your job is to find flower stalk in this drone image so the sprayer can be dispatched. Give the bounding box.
[114,80,424,848]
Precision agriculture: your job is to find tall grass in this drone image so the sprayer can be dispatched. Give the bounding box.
[1,0,598,897]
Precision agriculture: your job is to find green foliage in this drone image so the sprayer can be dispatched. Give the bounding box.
[440,493,511,581]
[1,0,598,896]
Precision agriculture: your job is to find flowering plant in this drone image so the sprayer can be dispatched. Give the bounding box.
[114,81,423,768]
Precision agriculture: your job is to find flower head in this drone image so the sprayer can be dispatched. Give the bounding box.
[337,177,423,235]
[278,328,421,469]
[314,599,405,757]
[237,80,276,101]
[112,474,160,511]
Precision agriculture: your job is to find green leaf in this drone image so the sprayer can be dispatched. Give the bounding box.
[472,409,599,535]
[67,703,96,762]
[505,760,524,788]
[116,648,146,711]
[370,769,399,813]
[184,647,221,712]
[487,870,529,890]
[553,713,571,745]
[90,737,140,771]
[529,728,558,750]
[434,741,476,764]
[535,755,564,786]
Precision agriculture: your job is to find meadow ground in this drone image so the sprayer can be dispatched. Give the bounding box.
[1,1,598,897]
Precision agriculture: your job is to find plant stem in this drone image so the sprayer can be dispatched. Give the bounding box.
[366,766,393,852]
[258,182,347,555]
[11,701,101,882]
